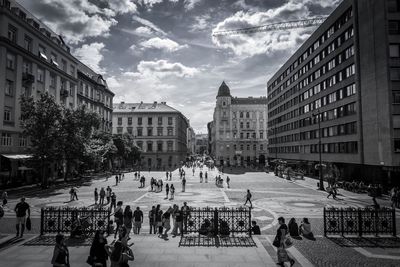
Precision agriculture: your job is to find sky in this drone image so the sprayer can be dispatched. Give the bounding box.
[18,0,342,133]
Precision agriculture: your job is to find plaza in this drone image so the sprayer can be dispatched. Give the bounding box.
[0,167,399,266]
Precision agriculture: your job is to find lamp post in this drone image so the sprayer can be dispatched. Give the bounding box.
[312,109,324,191]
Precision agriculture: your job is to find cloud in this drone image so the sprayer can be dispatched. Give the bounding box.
[109,0,137,14]
[190,14,211,32]
[212,0,337,57]
[140,37,188,52]
[184,0,202,10]
[132,15,167,36]
[137,60,198,78]
[74,42,106,73]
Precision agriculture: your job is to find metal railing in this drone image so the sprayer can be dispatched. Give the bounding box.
[323,207,396,237]
[40,207,111,236]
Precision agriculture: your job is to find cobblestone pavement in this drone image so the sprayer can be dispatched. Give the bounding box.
[0,167,399,266]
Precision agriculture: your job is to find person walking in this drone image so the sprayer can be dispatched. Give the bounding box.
[89,230,108,267]
[123,206,133,239]
[133,206,143,234]
[73,187,79,200]
[110,192,117,212]
[2,191,8,206]
[169,171,172,181]
[51,234,69,267]
[244,189,253,208]
[182,177,186,192]
[165,184,170,199]
[149,206,156,234]
[172,206,183,237]
[106,186,112,204]
[113,201,124,239]
[161,210,171,239]
[226,176,230,188]
[205,171,208,183]
[165,171,169,180]
[181,202,190,233]
[115,174,119,186]
[273,217,295,267]
[99,187,106,205]
[155,205,163,237]
[170,184,175,200]
[14,197,30,238]
[94,188,99,205]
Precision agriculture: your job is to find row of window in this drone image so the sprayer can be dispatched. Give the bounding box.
[0,133,28,147]
[117,116,173,126]
[232,131,264,139]
[269,102,357,136]
[268,7,353,94]
[136,141,174,152]
[116,127,174,136]
[231,111,264,119]
[268,141,358,154]
[79,81,112,107]
[221,143,264,152]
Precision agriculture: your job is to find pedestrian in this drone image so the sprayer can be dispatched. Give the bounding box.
[161,210,171,239]
[122,173,125,180]
[165,171,169,180]
[94,188,99,205]
[299,218,314,240]
[110,192,117,212]
[99,187,106,205]
[69,187,74,201]
[165,184,170,199]
[326,185,337,199]
[288,218,300,237]
[226,176,230,188]
[192,168,195,176]
[169,171,172,181]
[205,171,208,183]
[273,217,295,267]
[251,221,261,235]
[73,187,79,200]
[155,205,163,237]
[172,206,183,237]
[244,189,253,208]
[51,234,69,267]
[160,179,164,191]
[170,184,175,200]
[106,240,134,267]
[123,205,133,239]
[200,171,203,183]
[14,197,30,238]
[89,230,108,267]
[182,177,186,192]
[181,202,190,232]
[133,206,143,234]
[2,191,8,206]
[150,177,154,191]
[115,174,119,186]
[149,206,156,234]
[113,201,124,239]
[106,186,112,204]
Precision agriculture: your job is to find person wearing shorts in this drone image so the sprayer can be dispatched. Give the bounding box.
[14,197,30,237]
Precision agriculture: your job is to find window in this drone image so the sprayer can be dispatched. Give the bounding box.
[127,127,133,134]
[393,91,400,103]
[5,80,13,96]
[167,128,173,136]
[147,142,153,152]
[128,117,132,125]
[24,36,32,52]
[38,45,47,60]
[147,128,153,136]
[388,0,400,12]
[389,20,400,34]
[157,128,163,136]
[1,133,12,147]
[8,24,17,43]
[328,92,337,103]
[390,68,400,80]
[50,53,58,66]
[148,117,152,125]
[137,128,143,136]
[346,64,355,77]
[61,59,67,72]
[50,74,56,87]
[70,65,75,76]
[345,46,355,59]
[37,68,44,82]
[23,61,31,73]
[6,53,15,69]
[117,127,123,134]
[167,142,173,152]
[390,44,400,58]
[260,144,264,150]
[117,117,122,125]
[240,132,243,139]
[158,117,162,125]
[395,139,400,153]
[246,122,250,128]
[260,131,264,139]
[137,141,143,150]
[18,135,27,147]
[346,84,356,96]
[168,117,173,125]
[156,142,163,152]
[328,59,336,70]
[240,112,243,118]
[246,112,250,118]
[240,122,243,129]
[138,117,142,125]
[4,107,12,121]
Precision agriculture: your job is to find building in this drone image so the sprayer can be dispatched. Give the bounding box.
[112,101,189,170]
[0,0,114,185]
[210,81,268,167]
[207,121,214,155]
[195,134,208,155]
[187,126,196,156]
[267,0,400,185]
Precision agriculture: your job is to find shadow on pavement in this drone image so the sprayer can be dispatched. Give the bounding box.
[23,235,93,247]
[327,236,400,248]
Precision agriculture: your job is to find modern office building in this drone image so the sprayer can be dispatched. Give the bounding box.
[0,0,114,185]
[267,0,400,185]
[112,102,189,169]
[210,81,268,167]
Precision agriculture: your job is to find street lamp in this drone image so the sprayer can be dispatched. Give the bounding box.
[312,109,324,191]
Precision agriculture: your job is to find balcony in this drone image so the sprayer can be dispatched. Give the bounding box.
[60,89,69,98]
[22,73,35,85]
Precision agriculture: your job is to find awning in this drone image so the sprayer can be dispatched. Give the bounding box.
[18,166,33,171]
[1,154,32,160]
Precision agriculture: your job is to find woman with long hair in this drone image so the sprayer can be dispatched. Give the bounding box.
[89,230,108,267]
[51,234,69,267]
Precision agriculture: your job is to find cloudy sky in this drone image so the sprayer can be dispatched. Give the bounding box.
[18,0,341,133]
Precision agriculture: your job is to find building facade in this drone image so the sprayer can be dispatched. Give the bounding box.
[112,102,189,170]
[211,82,268,167]
[195,134,208,155]
[187,126,196,156]
[267,0,400,185]
[0,0,114,185]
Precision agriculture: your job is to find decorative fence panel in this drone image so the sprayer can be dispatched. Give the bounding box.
[323,207,396,237]
[41,207,111,236]
[183,207,251,237]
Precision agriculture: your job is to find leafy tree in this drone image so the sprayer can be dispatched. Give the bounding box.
[83,131,117,171]
[112,133,141,168]
[20,93,62,187]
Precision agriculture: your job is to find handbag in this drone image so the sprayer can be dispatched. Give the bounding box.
[272,235,280,248]
[26,217,32,231]
[86,256,94,265]
[284,236,293,248]
[277,247,290,262]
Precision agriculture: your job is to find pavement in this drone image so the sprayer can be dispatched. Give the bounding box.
[0,167,399,266]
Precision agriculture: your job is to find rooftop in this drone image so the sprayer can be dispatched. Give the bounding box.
[113,102,181,113]
[217,81,231,97]
[231,97,268,105]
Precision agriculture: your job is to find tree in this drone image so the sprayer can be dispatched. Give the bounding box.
[20,93,62,187]
[83,131,117,171]
[112,134,141,168]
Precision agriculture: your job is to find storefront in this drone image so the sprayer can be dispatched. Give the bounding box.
[0,154,34,186]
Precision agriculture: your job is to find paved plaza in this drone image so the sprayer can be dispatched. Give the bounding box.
[0,167,399,266]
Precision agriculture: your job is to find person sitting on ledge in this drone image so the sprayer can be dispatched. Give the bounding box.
[299,218,315,240]
[251,221,261,235]
[288,218,300,237]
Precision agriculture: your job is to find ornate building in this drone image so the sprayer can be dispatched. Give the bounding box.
[209,82,268,167]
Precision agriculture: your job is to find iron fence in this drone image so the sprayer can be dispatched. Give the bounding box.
[323,207,396,237]
[40,207,111,236]
[183,206,251,237]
